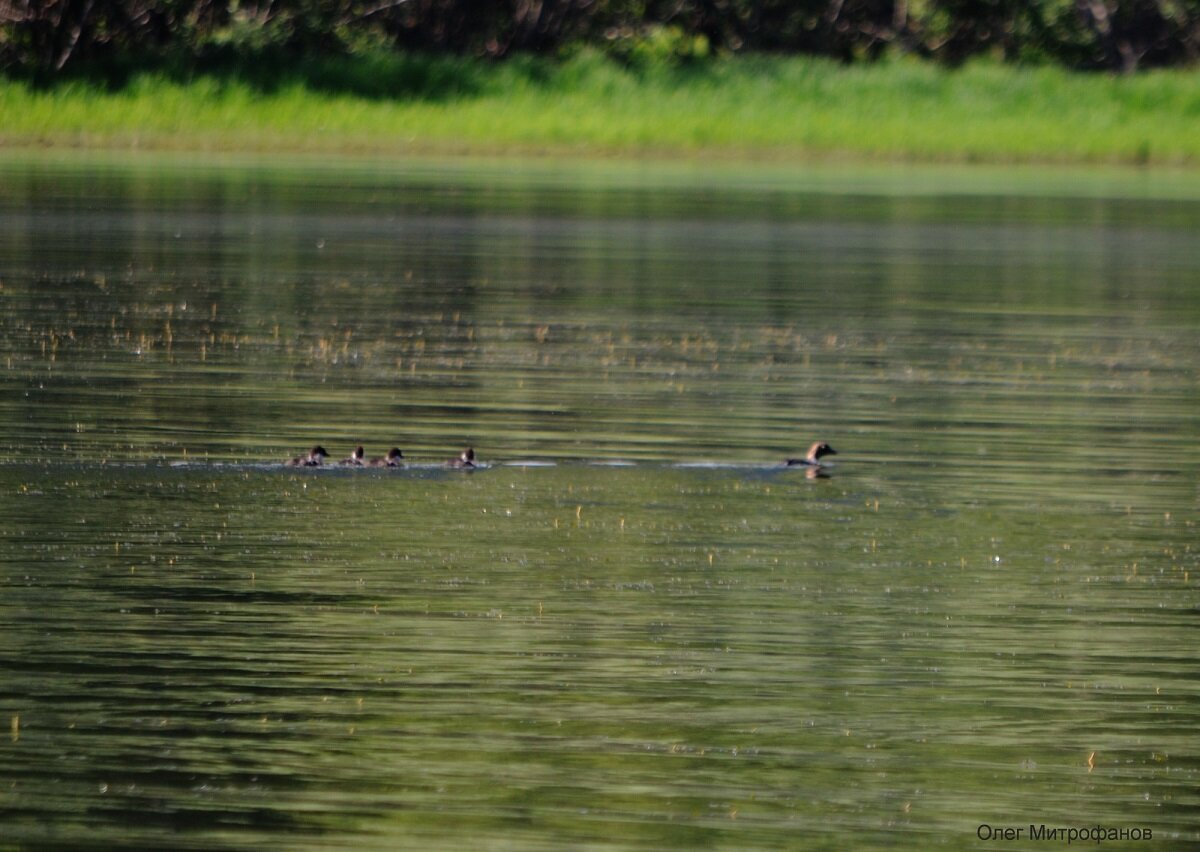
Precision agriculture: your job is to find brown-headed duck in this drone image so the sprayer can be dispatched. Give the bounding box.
[786,441,837,467]
[287,445,329,466]
[369,448,404,468]
[339,446,366,466]
[447,447,476,469]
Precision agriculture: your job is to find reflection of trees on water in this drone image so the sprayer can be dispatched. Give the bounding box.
[1,162,1196,467]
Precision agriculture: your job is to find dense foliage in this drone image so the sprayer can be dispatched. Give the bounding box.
[1,0,1197,76]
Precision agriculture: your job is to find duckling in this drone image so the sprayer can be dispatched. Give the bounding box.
[287,446,329,466]
[368,448,404,468]
[339,446,366,466]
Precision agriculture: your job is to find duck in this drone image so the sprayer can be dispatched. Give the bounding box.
[786,441,837,467]
[287,445,329,466]
[447,447,476,469]
[369,448,404,468]
[339,446,366,466]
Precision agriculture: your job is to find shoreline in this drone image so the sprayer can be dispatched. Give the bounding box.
[5,146,1200,204]
[5,133,1200,170]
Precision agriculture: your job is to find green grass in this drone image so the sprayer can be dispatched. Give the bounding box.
[2,50,1199,165]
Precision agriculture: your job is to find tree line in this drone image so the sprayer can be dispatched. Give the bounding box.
[1,1,1197,77]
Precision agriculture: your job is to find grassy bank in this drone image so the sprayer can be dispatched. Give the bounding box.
[3,51,1199,165]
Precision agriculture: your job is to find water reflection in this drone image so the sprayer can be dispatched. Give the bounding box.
[0,155,1197,848]
[2,158,1197,484]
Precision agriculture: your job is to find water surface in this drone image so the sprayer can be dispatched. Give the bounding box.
[0,154,1197,849]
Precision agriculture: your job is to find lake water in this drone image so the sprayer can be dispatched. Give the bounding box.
[1,153,1197,848]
